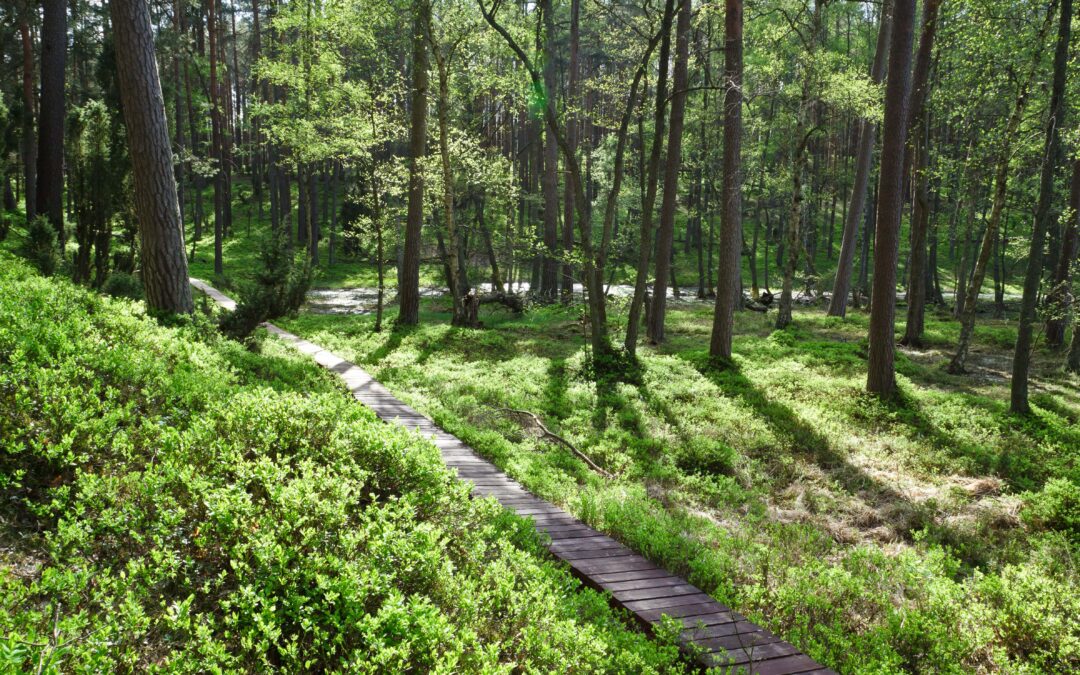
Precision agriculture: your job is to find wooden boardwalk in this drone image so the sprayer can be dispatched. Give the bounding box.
[190,279,834,674]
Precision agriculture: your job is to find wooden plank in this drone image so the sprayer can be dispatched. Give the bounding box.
[681,620,763,641]
[513,506,569,516]
[599,576,688,592]
[623,592,717,612]
[690,627,780,651]
[611,583,702,603]
[570,557,658,575]
[706,652,822,675]
[542,525,607,540]
[589,568,674,584]
[557,547,638,562]
[636,602,735,622]
[548,537,623,552]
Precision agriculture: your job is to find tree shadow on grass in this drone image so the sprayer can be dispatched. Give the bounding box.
[690,357,994,569]
[544,359,572,421]
[363,325,407,364]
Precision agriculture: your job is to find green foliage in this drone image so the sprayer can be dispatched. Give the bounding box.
[19,216,59,276]
[0,255,687,673]
[672,437,736,477]
[220,233,313,341]
[280,297,1080,674]
[1022,479,1080,542]
[101,270,143,300]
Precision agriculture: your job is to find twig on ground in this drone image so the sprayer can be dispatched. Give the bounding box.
[496,407,612,478]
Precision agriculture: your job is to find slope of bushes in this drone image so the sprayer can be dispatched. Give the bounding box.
[0,256,685,673]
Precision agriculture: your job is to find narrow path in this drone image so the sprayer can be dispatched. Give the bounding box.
[191,279,834,674]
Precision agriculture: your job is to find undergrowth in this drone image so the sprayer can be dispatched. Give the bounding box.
[0,255,687,673]
[281,299,1080,673]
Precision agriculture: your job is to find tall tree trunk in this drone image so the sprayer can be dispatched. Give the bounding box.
[19,18,37,222]
[866,0,916,398]
[173,0,186,230]
[829,0,892,317]
[479,197,504,294]
[329,161,339,266]
[400,0,430,325]
[208,0,226,276]
[538,0,559,302]
[953,177,977,318]
[308,170,318,263]
[594,11,664,305]
[625,0,675,354]
[251,0,264,221]
[709,0,742,361]
[899,0,942,347]
[647,0,691,344]
[110,0,194,314]
[949,10,1052,374]
[435,52,467,326]
[372,162,386,332]
[1012,0,1072,413]
[776,102,810,330]
[856,181,875,308]
[1068,309,1080,373]
[229,0,242,170]
[561,0,580,303]
[37,0,67,241]
[1046,157,1080,347]
[183,46,204,247]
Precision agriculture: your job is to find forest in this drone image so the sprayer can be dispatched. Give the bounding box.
[0,0,1078,672]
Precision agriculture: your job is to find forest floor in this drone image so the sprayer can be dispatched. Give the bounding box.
[0,253,693,672]
[276,285,1079,673]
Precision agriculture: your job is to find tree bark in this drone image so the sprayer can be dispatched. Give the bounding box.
[866,0,916,398]
[647,0,691,344]
[19,17,37,222]
[709,0,742,361]
[173,0,186,230]
[37,0,67,240]
[110,0,194,314]
[1012,0,1072,413]
[899,0,942,347]
[1046,157,1080,348]
[400,0,430,326]
[435,51,468,326]
[208,0,226,276]
[538,0,560,301]
[829,0,892,317]
[561,0,580,303]
[625,0,675,354]
[776,102,810,330]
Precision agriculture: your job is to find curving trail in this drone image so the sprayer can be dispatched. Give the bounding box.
[191,278,834,674]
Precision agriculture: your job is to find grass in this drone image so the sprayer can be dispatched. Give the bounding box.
[0,254,689,673]
[279,292,1080,673]
[4,188,1075,671]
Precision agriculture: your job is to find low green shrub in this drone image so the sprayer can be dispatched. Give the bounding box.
[1022,478,1080,542]
[277,300,1080,673]
[0,255,686,673]
[221,233,313,341]
[101,270,143,300]
[19,216,59,276]
[673,437,736,476]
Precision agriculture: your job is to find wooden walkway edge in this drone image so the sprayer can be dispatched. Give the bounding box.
[190,279,834,674]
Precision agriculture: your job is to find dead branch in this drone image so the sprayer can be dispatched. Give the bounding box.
[496,407,612,478]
